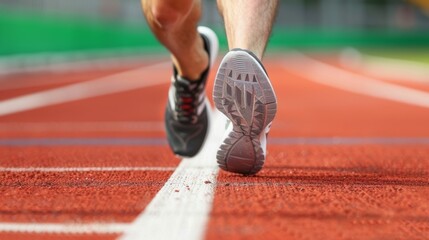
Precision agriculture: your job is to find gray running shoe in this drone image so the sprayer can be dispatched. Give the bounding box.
[164,26,218,157]
[213,49,277,174]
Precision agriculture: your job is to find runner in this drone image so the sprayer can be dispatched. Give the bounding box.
[141,0,278,174]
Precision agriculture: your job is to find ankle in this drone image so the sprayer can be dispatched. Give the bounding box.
[173,36,209,81]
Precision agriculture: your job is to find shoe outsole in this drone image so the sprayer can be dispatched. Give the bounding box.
[213,50,277,175]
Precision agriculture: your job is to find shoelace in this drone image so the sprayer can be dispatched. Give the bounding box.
[174,79,202,123]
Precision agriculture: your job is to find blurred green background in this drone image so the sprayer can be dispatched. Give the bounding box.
[1,0,429,57]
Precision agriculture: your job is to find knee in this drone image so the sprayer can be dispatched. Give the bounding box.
[150,3,188,29]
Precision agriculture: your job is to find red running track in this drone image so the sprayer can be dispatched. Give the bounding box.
[0,55,428,239]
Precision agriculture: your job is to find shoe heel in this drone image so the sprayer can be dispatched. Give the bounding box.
[216,132,264,175]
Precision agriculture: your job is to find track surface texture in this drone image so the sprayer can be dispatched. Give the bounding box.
[0,52,428,240]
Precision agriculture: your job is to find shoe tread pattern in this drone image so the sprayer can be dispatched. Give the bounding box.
[213,51,277,175]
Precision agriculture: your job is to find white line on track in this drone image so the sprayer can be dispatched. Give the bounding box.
[284,52,429,109]
[0,48,166,76]
[0,62,169,117]
[0,52,224,238]
[120,110,226,240]
[359,54,429,83]
[0,121,164,132]
[0,223,129,234]
[0,112,225,237]
[0,167,175,172]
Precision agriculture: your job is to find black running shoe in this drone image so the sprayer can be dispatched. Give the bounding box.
[165,26,219,157]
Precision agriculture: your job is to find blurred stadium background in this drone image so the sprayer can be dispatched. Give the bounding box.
[0,0,429,68]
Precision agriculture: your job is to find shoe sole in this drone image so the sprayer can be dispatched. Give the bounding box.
[213,49,277,175]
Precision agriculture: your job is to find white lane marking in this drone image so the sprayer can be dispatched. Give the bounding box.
[0,47,166,76]
[0,167,175,173]
[339,49,429,83]
[0,223,129,234]
[0,59,166,91]
[284,52,429,109]
[120,110,226,240]
[360,54,429,83]
[0,62,169,117]
[0,121,164,132]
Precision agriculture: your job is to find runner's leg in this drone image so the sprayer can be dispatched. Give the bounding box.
[141,0,208,80]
